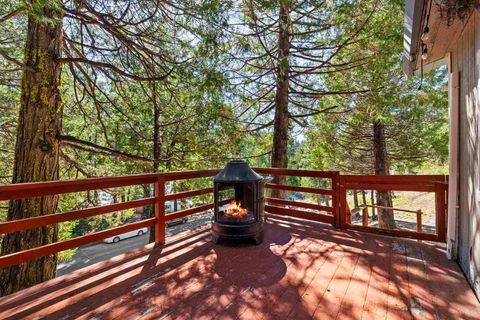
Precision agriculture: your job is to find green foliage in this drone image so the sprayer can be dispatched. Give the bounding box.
[23,0,63,24]
[300,0,449,174]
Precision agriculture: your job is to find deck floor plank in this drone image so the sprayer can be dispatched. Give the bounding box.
[0,216,479,320]
[223,228,317,320]
[405,241,437,320]
[360,237,392,320]
[334,237,377,320]
[385,239,412,320]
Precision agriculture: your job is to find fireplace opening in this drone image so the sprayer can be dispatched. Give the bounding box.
[212,160,266,245]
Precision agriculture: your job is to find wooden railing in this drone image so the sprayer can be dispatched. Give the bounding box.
[0,169,219,268]
[339,174,448,242]
[253,168,339,225]
[0,168,448,269]
[349,205,423,232]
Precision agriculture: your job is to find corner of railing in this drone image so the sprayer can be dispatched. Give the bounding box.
[331,171,341,228]
[336,173,347,228]
[434,181,447,243]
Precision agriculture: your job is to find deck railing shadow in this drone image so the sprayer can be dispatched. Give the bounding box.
[1,215,479,319]
[0,227,213,319]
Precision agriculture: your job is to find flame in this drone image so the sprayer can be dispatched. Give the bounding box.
[225,199,248,218]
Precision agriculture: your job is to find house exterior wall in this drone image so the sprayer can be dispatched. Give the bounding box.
[450,10,480,298]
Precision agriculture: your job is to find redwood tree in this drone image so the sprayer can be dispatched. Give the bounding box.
[271,1,290,195]
[225,0,376,177]
[0,0,186,296]
[0,2,64,296]
[373,121,395,229]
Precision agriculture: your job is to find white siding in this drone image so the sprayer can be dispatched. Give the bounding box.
[452,10,480,297]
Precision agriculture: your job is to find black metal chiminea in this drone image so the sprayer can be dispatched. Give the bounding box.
[212,160,266,244]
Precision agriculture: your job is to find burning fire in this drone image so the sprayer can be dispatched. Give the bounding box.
[225,200,248,218]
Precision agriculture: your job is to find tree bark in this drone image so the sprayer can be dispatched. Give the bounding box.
[142,184,152,220]
[271,1,290,199]
[370,190,376,219]
[373,121,395,229]
[150,82,161,243]
[0,6,64,296]
[152,83,161,173]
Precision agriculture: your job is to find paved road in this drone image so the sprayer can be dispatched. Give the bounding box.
[57,211,212,276]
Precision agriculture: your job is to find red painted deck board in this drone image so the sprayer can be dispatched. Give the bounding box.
[0,215,478,320]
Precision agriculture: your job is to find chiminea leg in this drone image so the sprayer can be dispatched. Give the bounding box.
[211,235,220,244]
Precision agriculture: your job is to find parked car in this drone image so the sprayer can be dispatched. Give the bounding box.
[165,200,191,227]
[166,216,188,227]
[285,192,305,201]
[103,227,148,243]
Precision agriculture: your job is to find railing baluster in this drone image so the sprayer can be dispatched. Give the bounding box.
[416,210,423,234]
[362,206,368,227]
[332,172,340,227]
[155,175,166,245]
[338,175,348,228]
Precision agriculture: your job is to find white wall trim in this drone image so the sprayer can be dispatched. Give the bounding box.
[446,55,460,260]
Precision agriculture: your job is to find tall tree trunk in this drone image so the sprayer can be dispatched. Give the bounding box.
[353,190,359,208]
[271,1,290,199]
[370,190,376,218]
[362,190,367,205]
[150,82,161,243]
[152,83,161,173]
[0,7,64,296]
[373,121,395,229]
[143,184,152,220]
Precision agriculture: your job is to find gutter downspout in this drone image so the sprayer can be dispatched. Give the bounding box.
[447,55,459,260]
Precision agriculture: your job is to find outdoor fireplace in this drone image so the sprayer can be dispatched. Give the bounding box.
[212,160,266,244]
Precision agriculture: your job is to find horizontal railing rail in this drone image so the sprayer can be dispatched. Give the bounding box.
[164,188,213,201]
[0,173,160,201]
[253,167,339,178]
[165,203,214,222]
[265,197,334,212]
[0,168,448,269]
[0,197,156,235]
[266,183,335,196]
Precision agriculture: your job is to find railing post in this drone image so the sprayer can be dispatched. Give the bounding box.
[362,205,368,227]
[416,210,422,234]
[338,174,347,228]
[435,182,447,242]
[346,204,352,225]
[332,172,341,227]
[155,175,166,245]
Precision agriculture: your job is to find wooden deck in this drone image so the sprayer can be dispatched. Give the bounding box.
[0,215,478,320]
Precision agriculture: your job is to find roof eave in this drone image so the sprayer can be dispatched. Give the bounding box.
[403,0,426,77]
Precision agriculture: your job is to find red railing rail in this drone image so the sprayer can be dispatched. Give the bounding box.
[0,169,448,269]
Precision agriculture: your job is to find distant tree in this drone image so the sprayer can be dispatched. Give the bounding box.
[224,0,379,195]
[303,0,448,228]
